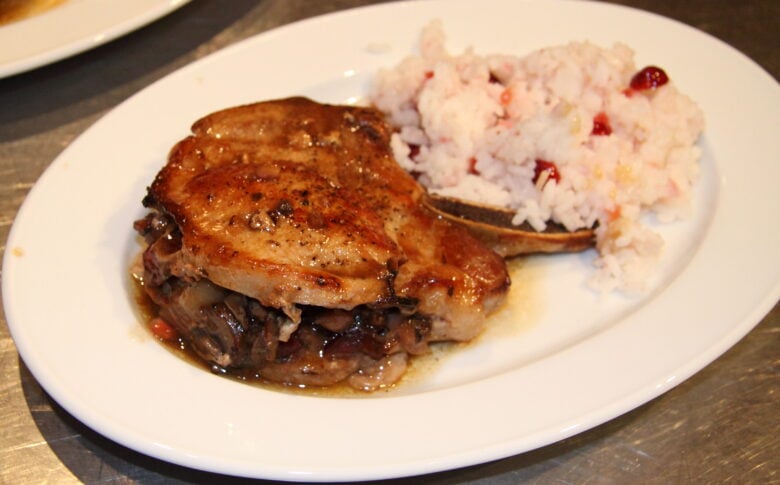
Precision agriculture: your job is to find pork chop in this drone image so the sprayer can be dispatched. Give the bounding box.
[135,97,509,390]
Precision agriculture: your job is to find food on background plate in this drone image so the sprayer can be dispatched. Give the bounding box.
[0,0,65,25]
[133,97,509,392]
[370,21,705,292]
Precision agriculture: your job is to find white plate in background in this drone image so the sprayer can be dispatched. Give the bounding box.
[0,0,190,78]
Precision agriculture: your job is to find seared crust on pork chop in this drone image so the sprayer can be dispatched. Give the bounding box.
[136,97,509,389]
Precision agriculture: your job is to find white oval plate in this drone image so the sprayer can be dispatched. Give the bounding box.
[3,0,779,481]
[0,0,190,78]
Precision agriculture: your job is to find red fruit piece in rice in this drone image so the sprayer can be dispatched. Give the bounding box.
[408,143,421,160]
[533,159,560,185]
[591,112,612,136]
[500,88,512,105]
[629,66,669,91]
[468,157,479,175]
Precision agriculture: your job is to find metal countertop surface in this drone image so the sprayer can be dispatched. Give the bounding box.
[1,1,777,483]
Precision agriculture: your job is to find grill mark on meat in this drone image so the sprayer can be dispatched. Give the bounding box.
[135,97,509,391]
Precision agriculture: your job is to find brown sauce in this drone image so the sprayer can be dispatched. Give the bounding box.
[0,0,66,26]
[129,256,540,398]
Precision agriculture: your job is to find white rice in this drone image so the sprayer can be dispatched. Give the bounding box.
[369,21,705,292]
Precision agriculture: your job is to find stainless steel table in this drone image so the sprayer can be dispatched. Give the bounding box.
[1,1,778,483]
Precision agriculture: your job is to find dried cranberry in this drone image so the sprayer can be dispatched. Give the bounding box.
[500,88,512,105]
[468,157,479,175]
[591,112,612,136]
[629,66,669,91]
[408,143,420,160]
[533,159,560,184]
